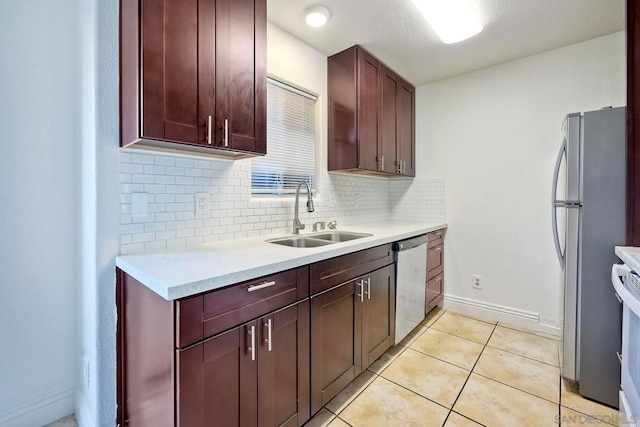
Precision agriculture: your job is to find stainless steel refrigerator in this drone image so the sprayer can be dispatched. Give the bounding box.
[552,106,626,408]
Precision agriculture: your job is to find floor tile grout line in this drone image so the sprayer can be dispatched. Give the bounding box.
[376,374,454,414]
[427,325,492,346]
[407,344,477,372]
[471,371,560,406]
[448,410,489,427]
[496,322,562,341]
[448,322,498,419]
[326,371,380,417]
[484,342,561,368]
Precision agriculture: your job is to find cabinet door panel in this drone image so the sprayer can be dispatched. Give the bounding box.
[258,301,310,427]
[311,282,362,414]
[357,50,381,171]
[176,324,257,427]
[363,266,395,367]
[141,0,200,144]
[380,66,398,174]
[398,79,415,176]
[215,0,266,153]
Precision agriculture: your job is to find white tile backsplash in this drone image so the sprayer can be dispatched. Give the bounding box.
[119,151,446,254]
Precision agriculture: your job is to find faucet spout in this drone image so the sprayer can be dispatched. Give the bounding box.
[293,180,314,234]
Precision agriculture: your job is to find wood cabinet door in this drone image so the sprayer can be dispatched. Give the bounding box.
[215,0,267,154]
[380,65,399,174]
[398,78,415,176]
[258,301,310,427]
[140,0,212,145]
[362,265,395,367]
[176,323,257,427]
[357,49,381,172]
[310,281,363,414]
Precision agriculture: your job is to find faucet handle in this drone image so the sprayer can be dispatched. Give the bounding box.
[327,220,337,230]
[313,221,326,232]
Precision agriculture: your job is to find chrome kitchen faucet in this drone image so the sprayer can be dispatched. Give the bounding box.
[293,180,314,234]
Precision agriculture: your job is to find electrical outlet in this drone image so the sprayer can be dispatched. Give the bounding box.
[473,275,483,290]
[354,193,360,208]
[195,193,209,215]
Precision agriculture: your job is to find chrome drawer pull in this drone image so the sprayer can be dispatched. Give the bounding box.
[248,325,256,361]
[434,247,442,251]
[206,115,212,145]
[364,277,371,300]
[435,277,442,282]
[264,318,272,352]
[223,118,229,147]
[357,280,364,302]
[247,281,276,292]
[617,352,622,364]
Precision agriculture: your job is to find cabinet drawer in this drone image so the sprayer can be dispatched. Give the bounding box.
[427,229,445,248]
[427,244,443,279]
[310,244,393,295]
[176,266,309,348]
[426,272,443,303]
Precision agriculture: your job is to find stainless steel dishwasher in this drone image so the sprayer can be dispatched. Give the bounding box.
[393,234,428,344]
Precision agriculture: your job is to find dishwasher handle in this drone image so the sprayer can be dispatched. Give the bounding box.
[393,234,428,251]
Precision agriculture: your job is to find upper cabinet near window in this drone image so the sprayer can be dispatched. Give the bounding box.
[328,45,415,177]
[120,0,266,158]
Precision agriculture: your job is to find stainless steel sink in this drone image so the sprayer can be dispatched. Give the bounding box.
[310,231,373,242]
[266,236,333,248]
[266,231,372,248]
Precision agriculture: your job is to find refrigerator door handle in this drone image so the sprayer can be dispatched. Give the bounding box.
[552,137,567,269]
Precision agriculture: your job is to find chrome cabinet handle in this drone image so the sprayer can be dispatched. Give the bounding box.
[435,247,442,251]
[357,280,364,302]
[380,155,384,171]
[435,276,442,282]
[264,318,272,352]
[435,231,442,237]
[248,281,276,292]
[366,277,371,300]
[248,325,256,361]
[223,118,229,147]
[397,162,402,174]
[617,352,622,364]
[206,115,212,145]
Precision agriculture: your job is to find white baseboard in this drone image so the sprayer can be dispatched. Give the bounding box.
[443,294,562,338]
[0,387,75,427]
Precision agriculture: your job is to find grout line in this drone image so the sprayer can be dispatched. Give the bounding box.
[448,323,498,414]
[425,326,492,346]
[449,410,489,427]
[471,371,559,406]
[376,375,452,413]
[407,345,475,372]
[483,343,561,369]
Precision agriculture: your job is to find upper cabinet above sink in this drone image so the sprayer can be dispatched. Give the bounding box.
[120,0,267,159]
[328,45,415,178]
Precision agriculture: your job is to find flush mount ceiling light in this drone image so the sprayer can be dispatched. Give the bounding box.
[304,5,331,28]
[411,0,483,44]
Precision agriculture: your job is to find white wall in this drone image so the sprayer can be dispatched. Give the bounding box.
[417,32,626,334]
[0,1,79,425]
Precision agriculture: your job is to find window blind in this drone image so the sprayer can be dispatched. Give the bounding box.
[252,78,317,196]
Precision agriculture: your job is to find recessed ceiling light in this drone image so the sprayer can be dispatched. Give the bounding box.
[304,5,330,28]
[411,0,483,44]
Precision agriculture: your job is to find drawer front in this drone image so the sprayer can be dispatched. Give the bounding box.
[310,244,393,295]
[427,243,443,278]
[427,229,445,248]
[176,266,309,348]
[426,272,443,303]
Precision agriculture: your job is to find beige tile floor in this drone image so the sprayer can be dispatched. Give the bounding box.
[306,308,624,427]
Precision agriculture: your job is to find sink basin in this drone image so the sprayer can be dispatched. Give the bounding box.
[311,231,373,242]
[267,231,372,248]
[266,236,333,248]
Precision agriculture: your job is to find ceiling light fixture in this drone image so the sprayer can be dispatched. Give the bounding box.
[411,0,483,44]
[304,5,330,28]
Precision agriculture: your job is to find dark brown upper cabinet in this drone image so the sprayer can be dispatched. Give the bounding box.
[120,0,266,158]
[328,45,415,177]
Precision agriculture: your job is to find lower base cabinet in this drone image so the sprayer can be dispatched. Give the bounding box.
[310,264,395,414]
[176,301,309,427]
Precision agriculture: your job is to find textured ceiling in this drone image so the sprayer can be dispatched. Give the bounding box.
[267,0,625,86]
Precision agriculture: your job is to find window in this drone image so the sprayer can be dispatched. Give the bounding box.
[251,78,317,196]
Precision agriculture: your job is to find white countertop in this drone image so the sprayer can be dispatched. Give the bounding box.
[116,221,447,300]
[615,246,640,273]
